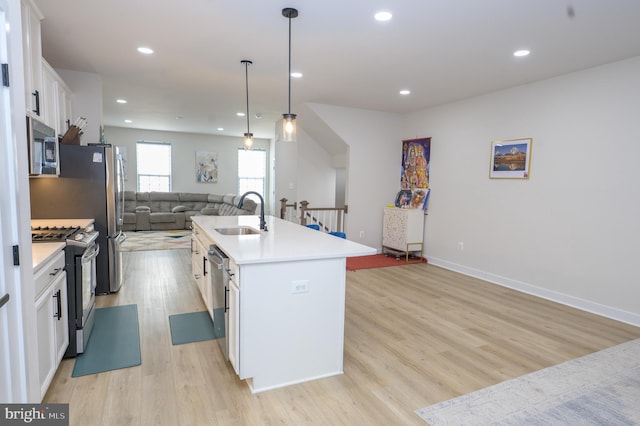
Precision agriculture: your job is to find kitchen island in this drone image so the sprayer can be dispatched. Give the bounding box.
[191,215,375,393]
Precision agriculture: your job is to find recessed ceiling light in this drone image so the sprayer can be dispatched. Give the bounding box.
[217,127,224,131]
[399,89,411,95]
[124,119,132,123]
[116,99,127,104]
[137,46,154,55]
[237,112,246,117]
[374,11,392,21]
[513,49,530,57]
[175,116,183,120]
[290,72,303,78]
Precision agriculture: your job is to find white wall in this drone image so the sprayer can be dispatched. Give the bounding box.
[404,56,640,324]
[55,68,103,145]
[296,128,336,207]
[104,126,271,200]
[304,104,404,248]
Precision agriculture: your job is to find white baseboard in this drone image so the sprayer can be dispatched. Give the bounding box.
[428,257,640,327]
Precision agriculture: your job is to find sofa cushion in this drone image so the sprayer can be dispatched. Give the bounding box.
[208,194,224,203]
[201,207,218,215]
[123,212,136,224]
[218,203,251,216]
[180,193,209,202]
[172,205,187,213]
[135,206,151,212]
[149,212,177,223]
[222,194,238,205]
[136,192,150,201]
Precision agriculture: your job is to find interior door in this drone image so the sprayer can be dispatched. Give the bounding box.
[0,0,14,402]
[0,0,32,402]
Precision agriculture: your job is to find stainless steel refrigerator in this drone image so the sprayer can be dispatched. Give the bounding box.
[30,143,126,294]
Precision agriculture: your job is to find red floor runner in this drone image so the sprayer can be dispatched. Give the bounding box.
[346,254,427,271]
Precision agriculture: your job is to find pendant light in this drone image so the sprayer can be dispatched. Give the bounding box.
[282,7,298,142]
[241,59,254,149]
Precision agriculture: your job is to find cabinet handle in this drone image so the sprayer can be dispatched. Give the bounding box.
[203,257,207,276]
[49,267,61,277]
[0,293,9,310]
[224,286,229,313]
[53,289,62,320]
[32,90,40,116]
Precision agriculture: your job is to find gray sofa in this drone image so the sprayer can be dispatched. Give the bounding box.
[122,191,257,231]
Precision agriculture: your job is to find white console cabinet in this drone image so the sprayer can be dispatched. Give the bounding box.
[382,207,425,260]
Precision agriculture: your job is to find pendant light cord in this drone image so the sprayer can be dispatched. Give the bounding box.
[242,60,252,133]
[287,15,292,114]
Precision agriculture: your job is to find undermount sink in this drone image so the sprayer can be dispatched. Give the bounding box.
[215,226,260,235]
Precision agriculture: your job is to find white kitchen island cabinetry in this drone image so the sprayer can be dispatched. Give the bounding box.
[191,225,213,317]
[191,215,375,393]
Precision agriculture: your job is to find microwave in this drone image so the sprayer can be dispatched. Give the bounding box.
[27,116,59,176]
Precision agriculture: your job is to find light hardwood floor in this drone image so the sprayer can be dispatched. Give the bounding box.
[44,249,640,425]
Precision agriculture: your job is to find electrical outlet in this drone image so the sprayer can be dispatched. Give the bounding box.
[457,241,464,251]
[359,230,365,238]
[291,280,309,294]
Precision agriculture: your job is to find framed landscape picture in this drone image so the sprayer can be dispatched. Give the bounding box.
[490,138,532,179]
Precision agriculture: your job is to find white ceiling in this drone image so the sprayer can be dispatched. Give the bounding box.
[34,0,640,141]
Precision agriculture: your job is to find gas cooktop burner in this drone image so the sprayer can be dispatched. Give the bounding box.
[31,226,81,242]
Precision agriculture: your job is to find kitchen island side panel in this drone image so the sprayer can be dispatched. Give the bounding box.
[240,258,346,393]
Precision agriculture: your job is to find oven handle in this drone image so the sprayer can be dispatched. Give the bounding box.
[82,244,100,263]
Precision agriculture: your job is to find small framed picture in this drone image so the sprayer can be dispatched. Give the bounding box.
[410,188,430,210]
[490,138,532,179]
[394,190,412,208]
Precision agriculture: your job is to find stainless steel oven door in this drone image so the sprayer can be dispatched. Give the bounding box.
[81,242,100,326]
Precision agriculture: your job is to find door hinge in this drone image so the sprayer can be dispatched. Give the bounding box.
[13,245,20,266]
[1,63,8,87]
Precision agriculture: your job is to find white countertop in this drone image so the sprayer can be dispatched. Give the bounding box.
[31,218,95,229]
[32,242,65,271]
[192,215,376,265]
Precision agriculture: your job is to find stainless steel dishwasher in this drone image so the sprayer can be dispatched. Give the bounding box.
[208,245,228,358]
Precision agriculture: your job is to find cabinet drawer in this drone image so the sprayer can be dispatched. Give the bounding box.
[34,250,65,299]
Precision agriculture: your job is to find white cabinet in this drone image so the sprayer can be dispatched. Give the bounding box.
[382,207,425,260]
[41,59,73,137]
[21,0,44,118]
[57,80,73,137]
[34,249,68,401]
[227,259,239,375]
[191,224,213,317]
[41,60,58,130]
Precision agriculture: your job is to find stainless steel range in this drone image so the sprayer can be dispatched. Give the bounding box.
[32,225,99,357]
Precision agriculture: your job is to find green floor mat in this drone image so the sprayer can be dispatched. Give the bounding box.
[168,311,216,345]
[72,304,141,377]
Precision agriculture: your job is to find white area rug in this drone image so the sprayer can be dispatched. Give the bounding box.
[121,230,191,252]
[416,339,640,425]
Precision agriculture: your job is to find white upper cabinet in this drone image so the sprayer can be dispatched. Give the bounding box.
[42,59,73,137]
[21,0,44,118]
[41,59,57,129]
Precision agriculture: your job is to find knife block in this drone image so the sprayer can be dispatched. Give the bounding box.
[60,126,82,145]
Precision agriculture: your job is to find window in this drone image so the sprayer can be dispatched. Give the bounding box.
[238,148,266,202]
[136,141,172,192]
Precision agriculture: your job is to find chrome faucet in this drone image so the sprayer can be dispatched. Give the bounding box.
[238,191,267,231]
